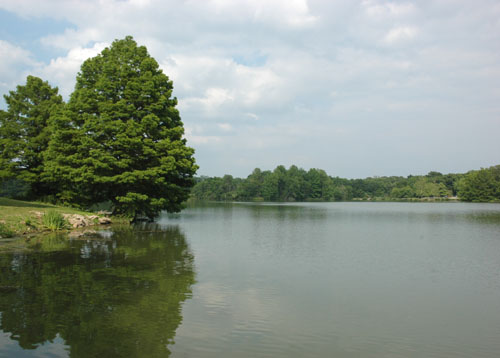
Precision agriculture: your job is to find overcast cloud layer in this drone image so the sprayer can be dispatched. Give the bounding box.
[1,0,499,178]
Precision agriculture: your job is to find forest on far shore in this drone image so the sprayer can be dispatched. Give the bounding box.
[191,164,500,203]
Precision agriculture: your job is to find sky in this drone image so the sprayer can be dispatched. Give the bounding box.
[0,0,499,179]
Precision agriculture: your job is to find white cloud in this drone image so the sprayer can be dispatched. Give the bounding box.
[0,0,96,21]
[203,0,317,27]
[217,123,232,131]
[33,42,108,98]
[245,113,259,121]
[384,26,418,43]
[181,87,234,115]
[0,40,35,72]
[0,40,41,105]
[41,28,104,50]
[163,55,285,119]
[1,0,500,176]
[184,125,221,146]
[363,1,416,19]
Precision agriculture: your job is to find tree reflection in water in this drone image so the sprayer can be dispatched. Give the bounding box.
[0,225,195,358]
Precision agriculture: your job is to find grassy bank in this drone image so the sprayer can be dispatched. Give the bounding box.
[0,198,114,238]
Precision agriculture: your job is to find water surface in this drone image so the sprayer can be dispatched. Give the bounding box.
[1,202,500,357]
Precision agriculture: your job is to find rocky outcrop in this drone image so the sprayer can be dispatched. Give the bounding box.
[96,216,112,225]
[62,214,112,228]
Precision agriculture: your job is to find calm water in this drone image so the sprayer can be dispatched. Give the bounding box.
[1,202,500,357]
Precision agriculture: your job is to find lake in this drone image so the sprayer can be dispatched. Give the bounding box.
[1,202,500,357]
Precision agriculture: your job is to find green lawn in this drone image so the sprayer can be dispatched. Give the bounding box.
[0,198,92,237]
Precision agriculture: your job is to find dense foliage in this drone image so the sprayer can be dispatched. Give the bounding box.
[44,36,197,220]
[0,37,197,220]
[0,76,63,198]
[191,165,500,203]
[457,165,500,202]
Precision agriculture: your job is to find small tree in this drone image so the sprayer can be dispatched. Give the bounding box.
[44,36,198,220]
[0,76,63,199]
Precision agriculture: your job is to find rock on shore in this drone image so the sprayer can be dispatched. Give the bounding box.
[62,214,112,228]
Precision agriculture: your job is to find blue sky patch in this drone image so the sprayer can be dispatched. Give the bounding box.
[232,53,267,67]
[0,9,74,62]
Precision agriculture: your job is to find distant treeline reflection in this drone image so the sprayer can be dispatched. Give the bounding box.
[191,164,500,202]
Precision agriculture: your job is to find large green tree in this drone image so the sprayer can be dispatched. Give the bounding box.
[457,165,500,202]
[0,76,63,198]
[44,36,197,220]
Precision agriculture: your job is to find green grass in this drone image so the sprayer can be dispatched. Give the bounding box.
[0,222,14,238]
[41,211,67,231]
[0,197,55,208]
[0,197,100,236]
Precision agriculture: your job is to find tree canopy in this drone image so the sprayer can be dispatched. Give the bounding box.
[457,165,500,202]
[0,76,63,198]
[43,36,197,220]
[190,164,486,202]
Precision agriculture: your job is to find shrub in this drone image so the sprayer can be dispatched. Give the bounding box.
[0,223,14,238]
[42,211,67,231]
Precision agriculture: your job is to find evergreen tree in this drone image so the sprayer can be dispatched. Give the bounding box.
[44,36,198,220]
[0,76,63,199]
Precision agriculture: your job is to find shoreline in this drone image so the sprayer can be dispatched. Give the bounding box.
[0,197,121,239]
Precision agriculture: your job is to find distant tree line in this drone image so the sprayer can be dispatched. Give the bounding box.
[456,165,500,202]
[191,165,500,203]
